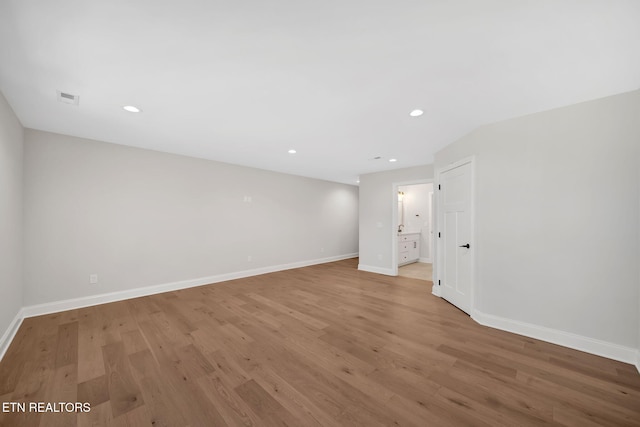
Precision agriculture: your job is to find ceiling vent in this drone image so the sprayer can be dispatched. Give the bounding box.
[57,90,79,106]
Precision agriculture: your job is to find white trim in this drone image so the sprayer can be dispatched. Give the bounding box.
[20,253,358,319]
[636,350,640,374]
[472,309,638,365]
[431,283,441,297]
[0,308,24,362]
[357,264,396,276]
[392,179,434,277]
[418,257,432,263]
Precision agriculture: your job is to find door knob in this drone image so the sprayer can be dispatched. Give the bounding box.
[459,244,470,248]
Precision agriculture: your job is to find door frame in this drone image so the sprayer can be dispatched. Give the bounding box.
[391,179,434,277]
[434,156,476,314]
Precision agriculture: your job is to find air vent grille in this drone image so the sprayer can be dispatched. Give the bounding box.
[57,90,79,106]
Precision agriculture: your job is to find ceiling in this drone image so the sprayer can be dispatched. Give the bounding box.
[1,1,639,184]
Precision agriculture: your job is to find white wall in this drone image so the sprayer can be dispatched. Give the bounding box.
[23,130,359,306]
[435,90,640,352]
[0,92,23,348]
[398,183,433,261]
[359,165,433,275]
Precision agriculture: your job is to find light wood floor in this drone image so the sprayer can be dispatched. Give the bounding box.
[398,262,432,281]
[1,259,639,426]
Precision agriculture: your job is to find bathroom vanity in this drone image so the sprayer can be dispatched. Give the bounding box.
[398,232,420,266]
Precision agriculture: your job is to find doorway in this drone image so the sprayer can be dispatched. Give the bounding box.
[393,181,434,282]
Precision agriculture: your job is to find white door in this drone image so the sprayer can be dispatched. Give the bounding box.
[438,161,473,314]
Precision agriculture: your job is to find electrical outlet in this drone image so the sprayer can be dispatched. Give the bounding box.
[320,247,324,253]
[89,274,98,284]
[247,255,252,262]
[377,254,382,260]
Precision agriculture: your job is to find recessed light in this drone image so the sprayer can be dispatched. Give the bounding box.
[409,109,423,117]
[123,105,141,113]
[288,149,297,154]
[356,180,360,184]
[389,158,397,162]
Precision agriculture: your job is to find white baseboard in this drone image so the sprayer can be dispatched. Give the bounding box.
[472,309,638,366]
[0,308,24,362]
[431,282,441,297]
[19,253,358,319]
[357,264,396,276]
[636,351,640,374]
[418,257,432,264]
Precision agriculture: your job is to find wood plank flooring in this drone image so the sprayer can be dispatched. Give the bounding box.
[1,258,639,426]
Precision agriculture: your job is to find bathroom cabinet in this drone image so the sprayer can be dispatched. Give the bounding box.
[398,233,420,266]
